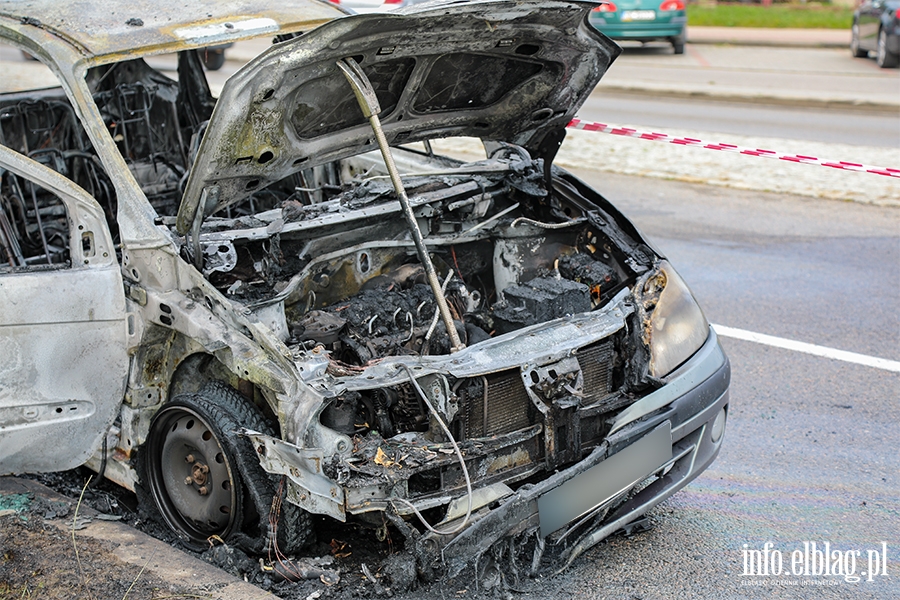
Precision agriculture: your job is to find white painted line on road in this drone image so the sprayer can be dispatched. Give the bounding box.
[712,324,900,373]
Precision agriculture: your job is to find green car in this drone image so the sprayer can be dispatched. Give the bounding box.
[589,0,687,54]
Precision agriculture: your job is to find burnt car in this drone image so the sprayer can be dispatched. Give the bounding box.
[0,0,729,581]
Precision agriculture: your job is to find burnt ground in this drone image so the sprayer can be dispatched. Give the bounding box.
[1,468,540,600]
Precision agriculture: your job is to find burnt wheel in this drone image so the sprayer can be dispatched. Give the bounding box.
[144,396,245,548]
[140,382,315,553]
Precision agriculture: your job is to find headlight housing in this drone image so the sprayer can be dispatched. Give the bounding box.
[641,261,709,378]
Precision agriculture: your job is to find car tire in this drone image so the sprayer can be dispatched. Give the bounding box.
[672,32,686,55]
[851,23,868,58]
[876,28,899,68]
[139,381,314,553]
[200,48,227,71]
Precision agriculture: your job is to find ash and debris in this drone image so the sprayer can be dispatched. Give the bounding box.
[297,278,481,364]
[15,467,614,599]
[327,430,477,484]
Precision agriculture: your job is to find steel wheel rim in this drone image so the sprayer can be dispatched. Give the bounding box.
[146,405,239,544]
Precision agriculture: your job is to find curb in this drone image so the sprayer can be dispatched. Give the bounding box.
[595,85,900,113]
[686,37,847,49]
[686,26,850,49]
[0,477,279,600]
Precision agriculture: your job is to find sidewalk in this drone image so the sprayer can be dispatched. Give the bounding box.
[598,33,899,111]
[688,26,849,48]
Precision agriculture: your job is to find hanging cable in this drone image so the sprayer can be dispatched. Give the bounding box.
[389,364,473,536]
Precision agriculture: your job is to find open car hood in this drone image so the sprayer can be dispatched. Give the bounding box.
[177,0,620,233]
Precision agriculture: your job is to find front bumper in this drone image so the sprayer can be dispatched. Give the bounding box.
[248,319,729,577]
[419,326,730,577]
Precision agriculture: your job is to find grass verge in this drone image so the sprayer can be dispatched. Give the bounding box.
[687,3,854,29]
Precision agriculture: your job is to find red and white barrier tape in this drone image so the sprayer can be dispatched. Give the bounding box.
[567,119,900,179]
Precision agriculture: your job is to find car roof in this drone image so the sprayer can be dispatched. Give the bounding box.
[0,0,346,61]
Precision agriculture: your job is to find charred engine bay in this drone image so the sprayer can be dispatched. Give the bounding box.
[0,53,653,367]
[185,144,659,479]
[188,147,650,369]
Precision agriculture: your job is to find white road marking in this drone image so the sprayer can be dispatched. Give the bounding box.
[712,324,900,374]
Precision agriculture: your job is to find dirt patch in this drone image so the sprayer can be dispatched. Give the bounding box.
[0,505,194,599]
[0,476,269,600]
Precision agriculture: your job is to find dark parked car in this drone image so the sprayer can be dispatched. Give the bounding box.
[0,0,729,583]
[851,0,900,68]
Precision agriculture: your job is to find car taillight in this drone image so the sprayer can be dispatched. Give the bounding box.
[593,2,617,12]
[384,0,403,4]
[659,0,685,10]
[328,0,340,4]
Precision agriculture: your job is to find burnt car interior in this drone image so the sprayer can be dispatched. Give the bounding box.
[0,164,70,269]
[0,51,217,256]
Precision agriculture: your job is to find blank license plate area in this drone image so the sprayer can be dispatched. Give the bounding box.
[621,10,656,21]
[538,422,671,538]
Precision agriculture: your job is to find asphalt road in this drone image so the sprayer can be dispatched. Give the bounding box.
[579,92,900,149]
[580,43,900,149]
[469,170,898,600]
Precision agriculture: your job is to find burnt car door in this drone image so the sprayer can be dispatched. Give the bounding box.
[0,144,128,474]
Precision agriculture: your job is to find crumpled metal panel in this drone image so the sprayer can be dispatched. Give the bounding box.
[0,0,343,59]
[244,431,346,521]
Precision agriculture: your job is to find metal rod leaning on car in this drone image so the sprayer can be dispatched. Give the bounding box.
[336,57,464,353]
